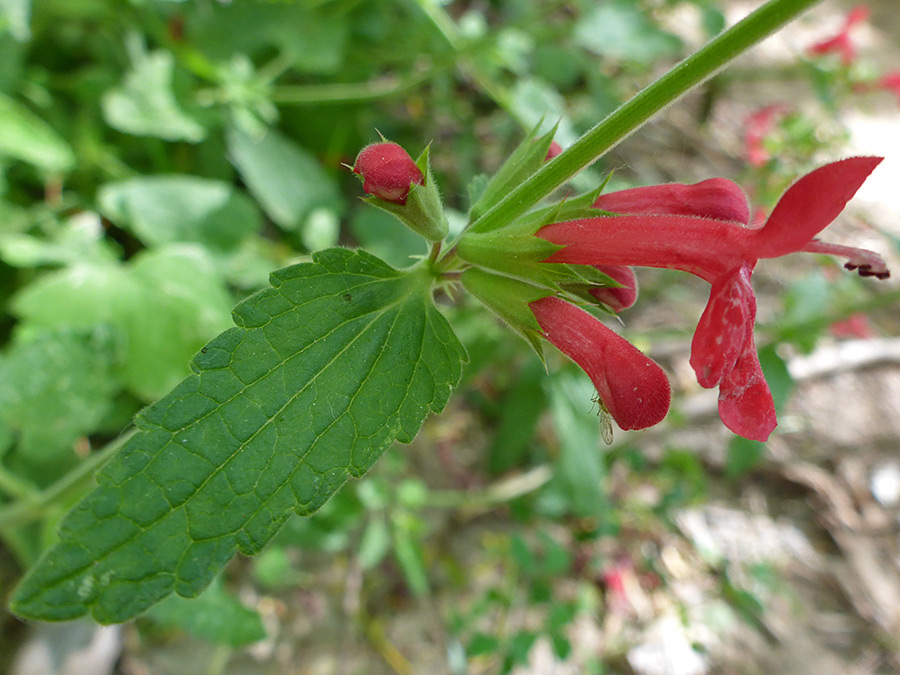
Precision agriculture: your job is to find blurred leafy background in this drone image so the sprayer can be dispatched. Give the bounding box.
[1,0,900,673]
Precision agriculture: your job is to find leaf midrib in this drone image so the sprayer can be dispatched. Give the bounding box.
[29,273,425,606]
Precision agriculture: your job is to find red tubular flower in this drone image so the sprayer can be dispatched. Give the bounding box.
[594,177,751,224]
[743,105,788,168]
[538,157,889,441]
[878,71,900,105]
[829,312,875,339]
[808,5,869,65]
[590,265,638,312]
[530,297,671,430]
[353,142,423,204]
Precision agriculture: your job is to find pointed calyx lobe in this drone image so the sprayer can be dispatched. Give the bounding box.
[535,157,889,441]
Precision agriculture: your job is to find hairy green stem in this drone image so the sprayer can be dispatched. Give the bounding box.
[469,0,824,234]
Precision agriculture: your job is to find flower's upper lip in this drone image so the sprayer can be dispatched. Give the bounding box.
[539,214,752,282]
[537,157,886,283]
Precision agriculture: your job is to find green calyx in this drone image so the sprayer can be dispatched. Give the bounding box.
[460,268,551,358]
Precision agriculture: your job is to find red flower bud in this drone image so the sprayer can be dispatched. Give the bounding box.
[589,265,638,312]
[545,141,563,161]
[353,142,423,205]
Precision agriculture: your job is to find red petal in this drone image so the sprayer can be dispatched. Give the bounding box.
[530,297,670,430]
[845,5,870,28]
[539,215,751,282]
[717,339,776,442]
[589,265,638,312]
[690,264,756,388]
[594,178,750,224]
[752,157,882,259]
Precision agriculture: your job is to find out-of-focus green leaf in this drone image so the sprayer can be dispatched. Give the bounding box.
[701,6,727,36]
[758,344,794,412]
[658,448,708,508]
[349,207,426,269]
[185,0,347,75]
[0,0,30,41]
[102,50,206,142]
[0,92,74,172]
[12,245,234,400]
[0,327,118,476]
[393,515,429,597]
[780,270,831,353]
[488,360,545,474]
[300,208,340,252]
[0,212,119,267]
[726,436,766,478]
[226,125,341,231]
[251,546,293,589]
[147,578,265,647]
[544,369,606,518]
[467,632,500,657]
[509,78,577,146]
[574,1,682,65]
[358,516,391,571]
[98,176,261,251]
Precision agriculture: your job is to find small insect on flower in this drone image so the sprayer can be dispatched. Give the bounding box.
[592,392,616,445]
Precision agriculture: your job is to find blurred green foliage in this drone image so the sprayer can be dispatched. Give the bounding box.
[0,0,894,670]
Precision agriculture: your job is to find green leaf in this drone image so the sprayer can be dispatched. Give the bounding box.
[757,344,794,412]
[574,1,683,65]
[467,632,500,657]
[146,578,265,646]
[98,176,261,251]
[393,516,429,597]
[780,270,831,353]
[0,0,31,41]
[0,212,119,268]
[227,125,341,231]
[545,370,606,518]
[460,267,549,359]
[509,78,577,147]
[349,207,427,269]
[102,50,206,142]
[185,1,347,75]
[12,245,234,400]
[725,436,766,478]
[0,327,118,476]
[0,92,75,172]
[488,360,546,474]
[357,516,391,571]
[469,125,557,224]
[10,248,465,623]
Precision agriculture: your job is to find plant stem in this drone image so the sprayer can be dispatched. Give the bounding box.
[425,464,553,509]
[0,430,134,530]
[270,66,445,105]
[0,465,38,503]
[469,0,824,233]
